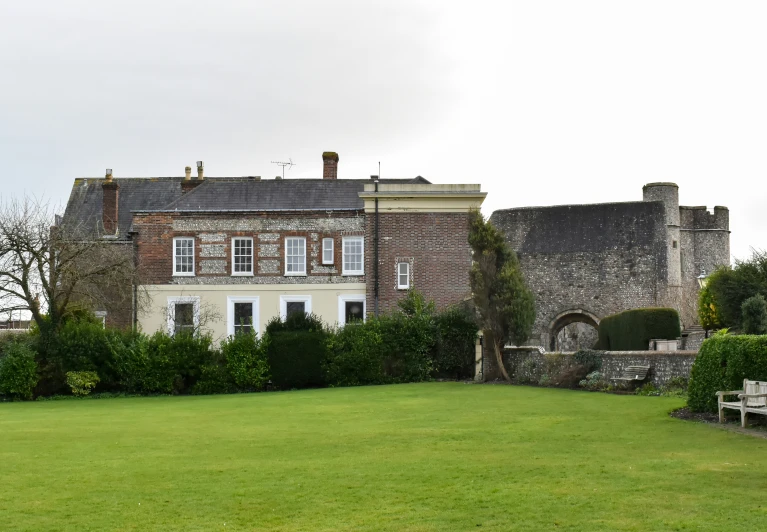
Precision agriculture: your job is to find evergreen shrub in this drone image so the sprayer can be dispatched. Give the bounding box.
[595,308,681,351]
[742,294,767,335]
[266,313,328,389]
[688,334,767,413]
[324,320,385,387]
[0,341,38,400]
[220,331,270,391]
[433,306,477,378]
[65,371,100,396]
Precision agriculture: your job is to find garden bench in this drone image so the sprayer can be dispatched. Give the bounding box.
[614,365,650,383]
[716,379,767,428]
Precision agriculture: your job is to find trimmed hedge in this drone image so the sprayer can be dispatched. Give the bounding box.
[595,308,681,351]
[688,334,767,413]
[0,341,38,400]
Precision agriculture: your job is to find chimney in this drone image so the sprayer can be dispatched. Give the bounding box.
[322,152,339,180]
[182,165,202,194]
[102,168,119,234]
[196,161,204,180]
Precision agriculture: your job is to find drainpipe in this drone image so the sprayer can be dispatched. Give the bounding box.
[374,178,380,317]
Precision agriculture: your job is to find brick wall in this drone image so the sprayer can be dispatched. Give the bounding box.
[133,211,366,285]
[365,212,472,314]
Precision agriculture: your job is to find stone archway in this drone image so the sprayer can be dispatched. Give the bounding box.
[547,309,600,352]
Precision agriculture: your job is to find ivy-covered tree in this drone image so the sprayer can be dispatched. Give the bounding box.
[468,210,535,381]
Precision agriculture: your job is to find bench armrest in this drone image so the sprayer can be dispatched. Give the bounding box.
[716,390,744,397]
[738,393,767,399]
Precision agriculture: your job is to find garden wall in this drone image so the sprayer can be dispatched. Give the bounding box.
[491,348,698,386]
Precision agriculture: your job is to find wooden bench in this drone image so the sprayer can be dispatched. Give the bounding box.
[717,379,767,427]
[614,365,651,383]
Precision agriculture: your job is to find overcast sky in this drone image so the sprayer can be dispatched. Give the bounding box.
[1,0,765,262]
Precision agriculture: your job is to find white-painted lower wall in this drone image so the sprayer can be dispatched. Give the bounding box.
[140,283,366,341]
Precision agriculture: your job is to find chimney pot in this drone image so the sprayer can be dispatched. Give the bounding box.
[184,166,192,180]
[196,161,204,180]
[105,169,113,182]
[322,151,339,180]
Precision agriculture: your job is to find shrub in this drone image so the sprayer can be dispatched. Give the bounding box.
[221,332,270,391]
[688,335,767,412]
[742,294,767,335]
[704,251,767,329]
[377,312,434,383]
[0,341,38,400]
[579,371,607,391]
[192,362,236,395]
[266,314,328,389]
[325,321,386,387]
[595,308,681,351]
[66,371,100,396]
[433,305,477,379]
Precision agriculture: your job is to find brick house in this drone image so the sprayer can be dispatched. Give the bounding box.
[61,153,486,338]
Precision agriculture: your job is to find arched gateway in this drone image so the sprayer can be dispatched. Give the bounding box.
[546,309,600,352]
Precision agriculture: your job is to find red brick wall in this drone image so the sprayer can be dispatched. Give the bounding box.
[365,212,472,314]
[132,211,365,284]
[102,182,119,234]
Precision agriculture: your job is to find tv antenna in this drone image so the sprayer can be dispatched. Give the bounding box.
[271,159,295,179]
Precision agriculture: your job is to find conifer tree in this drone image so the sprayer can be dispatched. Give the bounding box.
[468,210,535,381]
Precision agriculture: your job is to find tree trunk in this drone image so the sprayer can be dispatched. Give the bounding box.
[494,339,511,382]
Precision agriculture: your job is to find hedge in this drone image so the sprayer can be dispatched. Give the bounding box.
[688,334,767,413]
[595,308,681,351]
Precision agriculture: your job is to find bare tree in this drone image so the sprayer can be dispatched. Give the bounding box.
[0,195,144,339]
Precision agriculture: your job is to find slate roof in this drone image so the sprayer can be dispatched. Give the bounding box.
[62,176,430,240]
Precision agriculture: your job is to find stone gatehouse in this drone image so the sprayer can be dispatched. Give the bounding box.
[490,183,729,349]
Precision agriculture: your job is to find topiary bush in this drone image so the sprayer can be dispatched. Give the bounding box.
[266,313,328,389]
[0,341,39,400]
[433,305,477,379]
[595,308,681,351]
[688,334,767,413]
[742,294,767,335]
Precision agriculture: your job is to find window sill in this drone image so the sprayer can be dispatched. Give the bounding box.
[342,271,364,276]
[173,272,196,277]
[231,272,254,277]
[284,272,307,277]
[322,261,335,266]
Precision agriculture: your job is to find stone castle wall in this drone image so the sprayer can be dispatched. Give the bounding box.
[490,201,668,348]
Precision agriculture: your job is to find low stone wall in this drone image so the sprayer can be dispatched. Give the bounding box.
[489,348,698,387]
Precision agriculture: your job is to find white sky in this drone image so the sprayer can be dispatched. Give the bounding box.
[1,0,765,262]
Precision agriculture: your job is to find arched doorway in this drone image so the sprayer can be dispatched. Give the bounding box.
[547,309,600,352]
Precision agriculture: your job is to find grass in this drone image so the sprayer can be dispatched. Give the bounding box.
[1,383,766,531]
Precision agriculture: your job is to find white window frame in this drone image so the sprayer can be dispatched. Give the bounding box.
[284,237,307,276]
[227,296,260,336]
[397,262,410,290]
[338,295,366,326]
[173,237,195,276]
[279,295,312,320]
[231,237,254,276]
[94,311,107,329]
[342,236,364,276]
[322,237,334,265]
[167,296,200,335]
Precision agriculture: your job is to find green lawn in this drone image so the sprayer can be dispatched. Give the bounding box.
[1,383,766,531]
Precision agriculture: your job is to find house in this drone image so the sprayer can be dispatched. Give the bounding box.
[61,152,486,338]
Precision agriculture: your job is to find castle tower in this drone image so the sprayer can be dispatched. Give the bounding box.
[643,182,682,309]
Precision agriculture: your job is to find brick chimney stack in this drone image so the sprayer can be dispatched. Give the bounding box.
[102,168,119,234]
[322,152,339,180]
